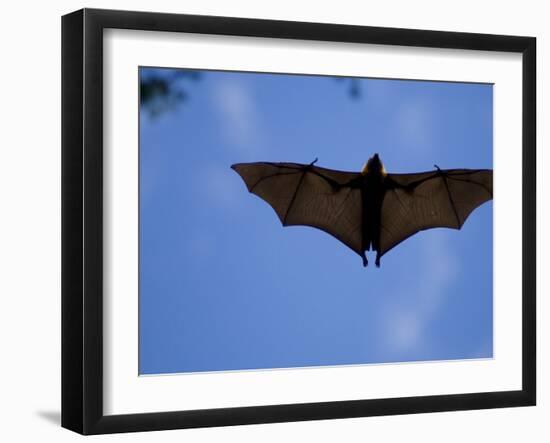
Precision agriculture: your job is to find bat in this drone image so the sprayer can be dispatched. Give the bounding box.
[231,154,493,267]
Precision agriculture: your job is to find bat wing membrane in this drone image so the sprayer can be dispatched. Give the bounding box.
[231,162,364,257]
[379,169,493,257]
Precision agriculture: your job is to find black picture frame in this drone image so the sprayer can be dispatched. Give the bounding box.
[62,8,536,435]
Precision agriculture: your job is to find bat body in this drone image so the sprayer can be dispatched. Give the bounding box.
[231,154,492,267]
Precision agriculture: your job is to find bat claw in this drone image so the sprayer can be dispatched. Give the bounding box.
[362,254,368,267]
[375,253,381,268]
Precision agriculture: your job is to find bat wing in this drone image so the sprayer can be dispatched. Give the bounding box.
[379,168,493,257]
[231,162,364,257]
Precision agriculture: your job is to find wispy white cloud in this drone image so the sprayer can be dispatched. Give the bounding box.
[382,233,459,353]
[386,310,423,351]
[417,234,459,308]
[211,79,264,156]
[394,101,436,154]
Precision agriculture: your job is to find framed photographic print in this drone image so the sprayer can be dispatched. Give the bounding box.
[61,8,536,435]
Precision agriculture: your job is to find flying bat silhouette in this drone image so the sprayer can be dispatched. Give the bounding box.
[231,154,492,267]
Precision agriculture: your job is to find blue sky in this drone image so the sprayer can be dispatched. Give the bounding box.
[139,68,493,375]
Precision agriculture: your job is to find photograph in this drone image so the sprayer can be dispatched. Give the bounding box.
[138,67,494,375]
[59,8,536,434]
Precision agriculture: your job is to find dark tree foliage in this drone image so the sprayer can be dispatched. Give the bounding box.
[335,77,362,100]
[139,70,362,119]
[140,69,202,117]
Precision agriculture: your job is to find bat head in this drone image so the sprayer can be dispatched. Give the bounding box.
[361,153,387,176]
